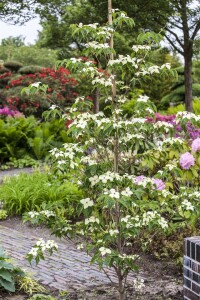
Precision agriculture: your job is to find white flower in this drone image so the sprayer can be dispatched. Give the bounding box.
[31,82,41,88]
[121,215,131,223]
[181,199,194,211]
[158,217,168,229]
[121,187,133,197]
[85,216,100,225]
[137,95,149,103]
[77,243,84,250]
[28,211,39,218]
[89,175,99,186]
[58,160,66,165]
[80,198,94,209]
[109,189,120,199]
[132,45,151,52]
[28,247,39,257]
[46,240,58,249]
[109,229,119,236]
[49,104,58,110]
[99,247,111,256]
[40,210,55,217]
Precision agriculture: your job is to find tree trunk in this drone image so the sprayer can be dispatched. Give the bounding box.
[93,87,99,113]
[184,48,193,112]
[118,273,125,300]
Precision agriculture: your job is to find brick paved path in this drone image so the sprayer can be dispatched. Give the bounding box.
[0,224,141,293]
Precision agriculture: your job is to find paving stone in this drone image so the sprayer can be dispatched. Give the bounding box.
[0,224,142,292]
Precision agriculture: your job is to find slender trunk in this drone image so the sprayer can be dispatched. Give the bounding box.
[108,0,118,173]
[93,87,99,113]
[184,49,193,112]
[108,2,125,300]
[93,57,100,113]
[180,0,193,112]
[118,276,125,300]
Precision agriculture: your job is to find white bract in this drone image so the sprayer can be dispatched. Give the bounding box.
[31,82,41,88]
[99,247,112,256]
[80,198,94,209]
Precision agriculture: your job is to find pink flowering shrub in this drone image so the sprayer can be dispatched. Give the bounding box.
[179,152,195,170]
[0,106,22,117]
[146,113,200,140]
[191,138,200,152]
[135,176,165,191]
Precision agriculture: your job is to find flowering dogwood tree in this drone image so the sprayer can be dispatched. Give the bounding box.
[23,1,200,299]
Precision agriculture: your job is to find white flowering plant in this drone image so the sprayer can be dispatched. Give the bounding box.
[23,2,200,299]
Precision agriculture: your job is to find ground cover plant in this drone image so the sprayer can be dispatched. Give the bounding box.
[0,171,83,217]
[21,2,200,300]
[0,246,25,292]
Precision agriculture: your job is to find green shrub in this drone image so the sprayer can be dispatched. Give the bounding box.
[0,171,83,216]
[0,45,58,67]
[0,66,10,74]
[0,247,25,292]
[167,98,200,115]
[0,209,8,220]
[161,83,200,109]
[19,66,44,74]
[0,116,69,166]
[3,61,23,72]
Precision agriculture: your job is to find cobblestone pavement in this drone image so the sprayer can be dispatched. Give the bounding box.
[0,168,34,182]
[0,224,141,293]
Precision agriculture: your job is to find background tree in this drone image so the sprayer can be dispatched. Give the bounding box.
[156,0,200,112]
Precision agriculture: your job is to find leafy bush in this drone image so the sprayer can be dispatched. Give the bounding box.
[19,66,44,74]
[0,66,10,74]
[0,45,58,67]
[0,66,78,117]
[0,210,8,220]
[0,116,70,166]
[167,98,200,115]
[3,61,23,72]
[161,83,200,108]
[0,171,83,216]
[0,247,25,292]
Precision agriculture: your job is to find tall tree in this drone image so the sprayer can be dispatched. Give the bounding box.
[156,0,200,111]
[0,0,35,23]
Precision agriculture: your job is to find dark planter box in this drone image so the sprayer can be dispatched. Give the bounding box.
[184,237,200,299]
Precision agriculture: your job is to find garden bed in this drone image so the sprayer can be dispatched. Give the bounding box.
[0,217,183,300]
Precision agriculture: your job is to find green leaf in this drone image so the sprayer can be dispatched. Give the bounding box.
[0,261,14,270]
[0,277,15,292]
[0,269,13,282]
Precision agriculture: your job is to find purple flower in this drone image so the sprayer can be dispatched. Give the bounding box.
[180,152,195,170]
[0,106,21,117]
[153,178,165,190]
[135,175,145,184]
[191,138,200,152]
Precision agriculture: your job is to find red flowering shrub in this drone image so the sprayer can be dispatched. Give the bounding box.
[0,67,78,117]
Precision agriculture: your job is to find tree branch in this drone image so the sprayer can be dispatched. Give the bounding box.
[164,34,184,55]
[165,26,184,48]
[191,21,200,41]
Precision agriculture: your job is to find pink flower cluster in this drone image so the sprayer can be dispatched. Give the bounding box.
[0,106,21,117]
[191,138,200,153]
[179,152,195,170]
[135,175,165,191]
